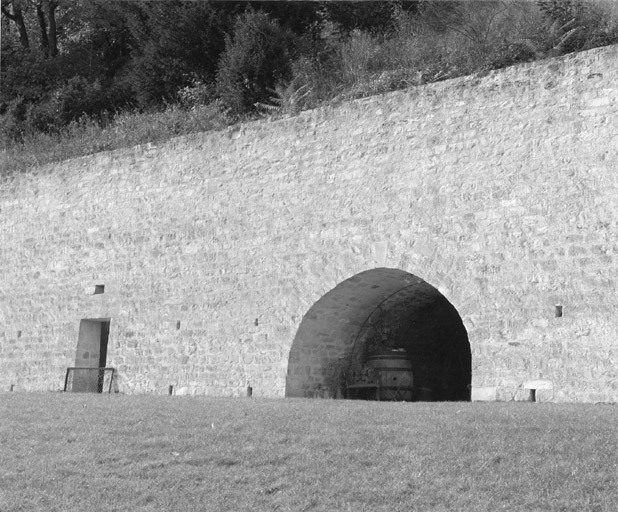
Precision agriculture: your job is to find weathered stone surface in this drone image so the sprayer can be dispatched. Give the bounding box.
[471,387,498,402]
[1,46,618,401]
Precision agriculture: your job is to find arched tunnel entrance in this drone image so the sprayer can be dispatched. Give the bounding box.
[285,268,471,401]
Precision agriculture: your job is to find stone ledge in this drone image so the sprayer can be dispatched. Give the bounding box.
[523,380,553,390]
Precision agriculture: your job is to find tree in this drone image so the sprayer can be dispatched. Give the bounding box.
[1,0,138,125]
[116,1,232,107]
[536,0,581,25]
[323,1,419,36]
[1,0,59,56]
[35,0,58,57]
[1,0,31,49]
[216,9,297,115]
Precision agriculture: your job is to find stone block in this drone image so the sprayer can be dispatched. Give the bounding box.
[471,386,498,401]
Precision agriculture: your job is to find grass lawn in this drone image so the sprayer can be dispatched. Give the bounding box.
[0,394,616,512]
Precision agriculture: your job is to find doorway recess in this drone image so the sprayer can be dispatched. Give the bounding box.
[71,318,111,392]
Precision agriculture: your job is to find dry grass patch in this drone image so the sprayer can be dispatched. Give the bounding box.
[0,102,234,177]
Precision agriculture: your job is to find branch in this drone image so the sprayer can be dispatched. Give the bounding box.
[1,5,17,20]
[481,3,509,46]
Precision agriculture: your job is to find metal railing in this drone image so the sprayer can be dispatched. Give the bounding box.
[64,367,116,393]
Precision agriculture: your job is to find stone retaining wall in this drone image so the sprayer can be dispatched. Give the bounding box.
[1,45,618,401]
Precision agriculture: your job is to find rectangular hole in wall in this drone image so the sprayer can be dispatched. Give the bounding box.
[94,285,105,294]
[72,318,111,393]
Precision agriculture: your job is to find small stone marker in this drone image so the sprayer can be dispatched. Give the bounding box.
[471,386,497,401]
[524,380,553,402]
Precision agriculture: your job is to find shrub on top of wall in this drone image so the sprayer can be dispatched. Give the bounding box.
[215,10,297,116]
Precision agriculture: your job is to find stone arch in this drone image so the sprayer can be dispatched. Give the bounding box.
[285,268,471,400]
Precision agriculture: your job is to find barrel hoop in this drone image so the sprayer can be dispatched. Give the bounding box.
[374,366,412,372]
[368,355,410,360]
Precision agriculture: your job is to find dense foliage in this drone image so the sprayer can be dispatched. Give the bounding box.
[215,10,298,115]
[2,1,618,171]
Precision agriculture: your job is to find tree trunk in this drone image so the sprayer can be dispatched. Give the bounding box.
[1,2,30,49]
[36,2,50,56]
[34,0,59,57]
[45,0,58,57]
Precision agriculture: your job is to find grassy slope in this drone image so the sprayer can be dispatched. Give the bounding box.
[0,394,616,512]
[0,103,234,177]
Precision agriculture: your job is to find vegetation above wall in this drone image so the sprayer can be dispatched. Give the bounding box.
[2,0,618,174]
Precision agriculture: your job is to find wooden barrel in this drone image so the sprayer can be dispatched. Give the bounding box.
[367,350,413,401]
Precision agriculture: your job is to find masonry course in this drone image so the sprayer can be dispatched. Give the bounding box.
[1,45,618,401]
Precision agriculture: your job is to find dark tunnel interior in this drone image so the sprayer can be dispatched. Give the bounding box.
[286,268,471,401]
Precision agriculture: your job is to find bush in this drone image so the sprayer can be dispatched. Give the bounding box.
[534,0,618,55]
[53,77,109,126]
[26,101,61,135]
[0,77,117,142]
[0,100,234,175]
[338,30,382,84]
[413,1,546,73]
[178,79,216,110]
[285,55,342,109]
[0,46,57,108]
[215,10,297,115]
[128,46,192,108]
[1,98,29,143]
